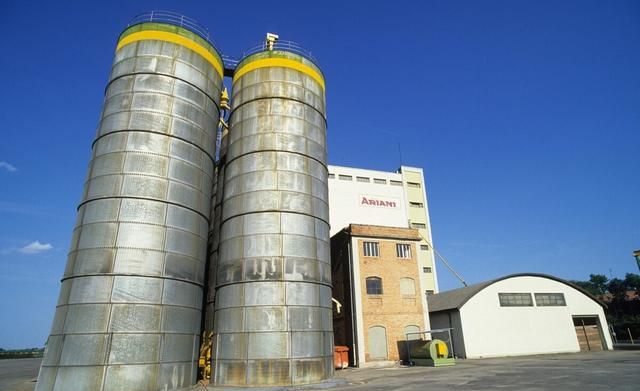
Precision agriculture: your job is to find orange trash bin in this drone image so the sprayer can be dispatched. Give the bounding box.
[334,346,349,369]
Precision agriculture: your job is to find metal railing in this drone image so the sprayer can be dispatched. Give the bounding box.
[124,11,321,71]
[222,54,240,71]
[239,40,320,67]
[126,11,219,50]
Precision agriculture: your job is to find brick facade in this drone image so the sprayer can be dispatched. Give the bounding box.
[332,224,426,365]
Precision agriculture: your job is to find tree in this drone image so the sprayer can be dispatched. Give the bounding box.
[570,274,609,296]
[570,280,599,296]
[589,274,609,295]
[624,273,640,291]
[607,278,626,302]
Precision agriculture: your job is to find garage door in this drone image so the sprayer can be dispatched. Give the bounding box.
[573,316,604,351]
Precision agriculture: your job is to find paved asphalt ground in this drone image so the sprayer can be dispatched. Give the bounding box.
[2,351,639,391]
[0,358,40,391]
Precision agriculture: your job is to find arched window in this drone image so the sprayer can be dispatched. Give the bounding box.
[404,325,421,340]
[368,326,388,360]
[399,277,416,295]
[366,277,383,294]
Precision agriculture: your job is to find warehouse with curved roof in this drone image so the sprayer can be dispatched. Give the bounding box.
[427,273,613,358]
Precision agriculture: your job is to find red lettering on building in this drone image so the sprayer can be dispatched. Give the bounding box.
[360,196,397,208]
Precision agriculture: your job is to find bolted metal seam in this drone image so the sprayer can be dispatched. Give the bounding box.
[76,196,210,222]
[105,72,221,112]
[92,129,217,164]
[229,95,327,124]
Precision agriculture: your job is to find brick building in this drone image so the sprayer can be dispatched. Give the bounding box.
[331,224,428,366]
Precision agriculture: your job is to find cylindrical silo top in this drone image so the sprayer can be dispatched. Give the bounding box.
[117,21,224,79]
[233,49,326,92]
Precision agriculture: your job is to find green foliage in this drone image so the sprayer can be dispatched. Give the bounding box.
[569,273,610,296]
[624,273,640,290]
[589,274,609,295]
[0,347,44,359]
[570,280,600,296]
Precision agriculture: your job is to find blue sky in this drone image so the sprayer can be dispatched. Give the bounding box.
[0,0,638,348]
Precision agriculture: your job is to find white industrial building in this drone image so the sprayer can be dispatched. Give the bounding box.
[428,273,613,359]
[327,165,439,294]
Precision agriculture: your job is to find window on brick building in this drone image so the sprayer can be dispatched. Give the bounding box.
[404,325,421,340]
[363,241,379,257]
[400,277,416,295]
[366,277,383,294]
[396,243,411,259]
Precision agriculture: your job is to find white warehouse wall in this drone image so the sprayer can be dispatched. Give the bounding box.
[460,276,612,358]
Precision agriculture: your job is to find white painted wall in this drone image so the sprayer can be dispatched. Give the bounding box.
[460,276,612,358]
[327,166,408,236]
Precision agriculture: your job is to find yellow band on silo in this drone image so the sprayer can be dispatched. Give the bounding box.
[233,58,325,91]
[116,30,224,78]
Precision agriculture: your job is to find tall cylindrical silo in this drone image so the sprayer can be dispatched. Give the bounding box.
[213,45,333,386]
[36,14,223,391]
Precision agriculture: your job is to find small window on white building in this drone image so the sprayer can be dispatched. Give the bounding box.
[411,222,427,229]
[400,277,416,295]
[373,178,387,184]
[338,174,352,181]
[356,176,370,183]
[422,267,432,273]
[390,180,403,186]
[328,173,335,179]
[420,244,429,251]
[409,202,424,208]
[407,182,421,188]
[498,293,534,307]
[426,290,435,295]
[363,241,379,257]
[534,293,566,306]
[396,243,411,259]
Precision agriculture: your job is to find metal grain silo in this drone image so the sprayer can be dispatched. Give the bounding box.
[212,38,333,386]
[36,12,223,391]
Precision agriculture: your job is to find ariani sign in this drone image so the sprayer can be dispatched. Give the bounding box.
[360,196,399,208]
